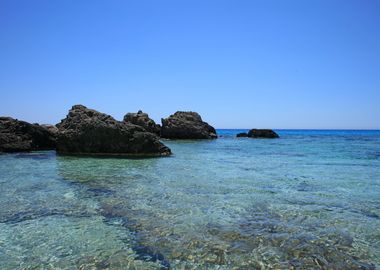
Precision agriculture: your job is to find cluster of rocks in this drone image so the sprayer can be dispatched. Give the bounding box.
[0,105,219,156]
[0,117,56,152]
[1,105,279,156]
[56,105,171,157]
[236,129,279,139]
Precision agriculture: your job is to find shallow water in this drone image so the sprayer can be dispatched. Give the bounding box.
[0,130,379,269]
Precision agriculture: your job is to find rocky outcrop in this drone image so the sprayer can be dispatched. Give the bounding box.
[41,124,59,136]
[161,111,217,139]
[236,132,248,138]
[56,105,171,156]
[0,117,56,152]
[247,129,279,138]
[123,110,160,135]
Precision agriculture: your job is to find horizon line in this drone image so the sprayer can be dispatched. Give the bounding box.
[215,128,380,131]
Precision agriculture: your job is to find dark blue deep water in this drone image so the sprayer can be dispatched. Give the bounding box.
[0,130,379,269]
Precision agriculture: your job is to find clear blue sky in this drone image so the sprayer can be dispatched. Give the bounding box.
[1,0,379,129]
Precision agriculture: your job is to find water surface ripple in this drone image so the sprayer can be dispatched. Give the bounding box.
[0,130,379,269]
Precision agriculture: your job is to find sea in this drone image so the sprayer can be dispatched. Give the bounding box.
[0,129,379,269]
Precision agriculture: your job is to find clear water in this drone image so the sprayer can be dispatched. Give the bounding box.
[0,130,379,269]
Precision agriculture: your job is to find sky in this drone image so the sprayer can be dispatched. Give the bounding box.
[0,0,379,129]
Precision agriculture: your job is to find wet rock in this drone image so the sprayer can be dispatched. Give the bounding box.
[161,111,217,139]
[56,105,171,156]
[123,110,161,135]
[236,132,248,138]
[0,117,56,152]
[247,129,279,139]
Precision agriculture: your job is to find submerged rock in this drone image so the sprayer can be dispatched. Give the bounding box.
[247,129,279,139]
[236,132,248,138]
[0,117,56,152]
[123,110,160,135]
[161,111,217,139]
[56,105,171,156]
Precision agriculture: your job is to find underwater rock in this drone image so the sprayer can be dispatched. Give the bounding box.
[161,111,217,139]
[56,105,171,156]
[123,110,161,135]
[133,246,170,269]
[236,132,248,137]
[0,117,56,152]
[247,129,279,139]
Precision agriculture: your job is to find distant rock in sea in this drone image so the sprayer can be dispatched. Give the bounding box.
[236,132,248,137]
[123,110,161,135]
[247,129,279,138]
[0,117,56,152]
[161,111,217,139]
[56,105,171,156]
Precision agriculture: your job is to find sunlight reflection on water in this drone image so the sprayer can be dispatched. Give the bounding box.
[0,130,379,269]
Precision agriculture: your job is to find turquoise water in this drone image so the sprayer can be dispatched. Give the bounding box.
[0,129,379,269]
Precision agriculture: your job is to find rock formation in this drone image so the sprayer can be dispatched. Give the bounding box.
[161,111,217,139]
[123,110,160,135]
[236,132,248,137]
[247,129,279,138]
[56,105,171,156]
[41,124,59,136]
[0,117,56,152]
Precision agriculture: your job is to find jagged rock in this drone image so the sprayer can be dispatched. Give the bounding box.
[56,105,171,156]
[161,111,217,139]
[123,110,160,135]
[41,124,59,136]
[0,117,56,152]
[247,129,279,138]
[236,132,248,138]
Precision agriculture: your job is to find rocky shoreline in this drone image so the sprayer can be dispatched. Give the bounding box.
[0,105,279,155]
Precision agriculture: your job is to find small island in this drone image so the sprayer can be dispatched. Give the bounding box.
[236,129,280,139]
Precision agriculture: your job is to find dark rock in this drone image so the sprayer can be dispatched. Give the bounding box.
[123,110,160,135]
[0,117,56,152]
[236,132,248,138]
[247,129,279,139]
[133,245,170,269]
[161,111,217,139]
[41,124,59,136]
[56,105,171,156]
